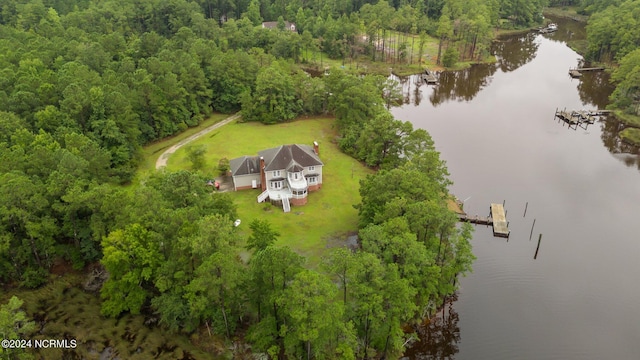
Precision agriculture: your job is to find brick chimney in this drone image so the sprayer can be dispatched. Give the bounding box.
[260,157,266,191]
[313,141,319,156]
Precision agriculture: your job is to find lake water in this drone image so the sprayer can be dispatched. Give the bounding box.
[392,17,640,360]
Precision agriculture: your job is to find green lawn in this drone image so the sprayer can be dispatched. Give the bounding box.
[164,117,373,265]
[542,6,588,22]
[138,113,230,174]
[301,32,443,76]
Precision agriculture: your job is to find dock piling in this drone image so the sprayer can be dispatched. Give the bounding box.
[529,218,536,240]
[534,234,542,259]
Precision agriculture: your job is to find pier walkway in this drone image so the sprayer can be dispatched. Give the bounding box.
[569,67,605,78]
[456,203,510,238]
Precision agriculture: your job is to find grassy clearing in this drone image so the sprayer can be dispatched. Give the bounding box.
[301,32,444,77]
[542,6,588,22]
[164,117,373,265]
[620,128,640,146]
[1,274,223,360]
[301,30,502,76]
[301,49,428,77]
[138,113,230,174]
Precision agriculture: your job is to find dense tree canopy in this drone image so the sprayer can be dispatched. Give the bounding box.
[0,1,479,358]
[583,0,640,116]
[0,296,36,360]
[586,0,640,62]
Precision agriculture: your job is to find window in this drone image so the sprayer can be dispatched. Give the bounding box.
[309,177,317,184]
[293,172,300,180]
[271,181,283,189]
[308,166,315,172]
[272,170,281,177]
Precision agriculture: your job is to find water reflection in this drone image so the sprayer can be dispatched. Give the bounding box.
[404,295,461,359]
[576,70,614,108]
[493,33,540,73]
[600,116,640,169]
[392,13,640,360]
[430,65,498,106]
[396,31,540,107]
[539,15,587,45]
[560,62,640,169]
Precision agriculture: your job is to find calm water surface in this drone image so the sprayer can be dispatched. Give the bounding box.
[393,17,640,360]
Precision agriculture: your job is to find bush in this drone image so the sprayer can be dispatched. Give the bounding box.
[442,46,459,68]
[218,157,230,176]
[21,267,48,288]
[186,144,206,171]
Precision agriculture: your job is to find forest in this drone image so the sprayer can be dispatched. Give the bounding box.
[582,0,640,117]
[2,0,637,358]
[0,0,555,287]
[0,0,479,359]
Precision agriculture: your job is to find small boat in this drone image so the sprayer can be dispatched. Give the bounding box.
[538,23,558,34]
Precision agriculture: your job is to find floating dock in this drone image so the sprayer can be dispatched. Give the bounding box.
[554,108,610,129]
[456,204,510,238]
[490,204,510,238]
[569,67,605,78]
[422,69,438,84]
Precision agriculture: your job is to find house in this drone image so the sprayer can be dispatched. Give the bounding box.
[229,142,323,212]
[261,21,296,32]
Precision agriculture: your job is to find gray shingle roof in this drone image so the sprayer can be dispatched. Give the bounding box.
[287,161,304,172]
[230,144,322,177]
[259,144,323,171]
[230,156,260,176]
[262,21,296,30]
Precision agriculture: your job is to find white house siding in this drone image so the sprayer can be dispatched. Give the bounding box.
[265,169,285,182]
[305,166,323,184]
[233,174,261,190]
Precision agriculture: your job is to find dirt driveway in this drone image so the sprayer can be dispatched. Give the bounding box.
[155,113,241,169]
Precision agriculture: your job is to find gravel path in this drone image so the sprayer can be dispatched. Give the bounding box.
[155,113,241,169]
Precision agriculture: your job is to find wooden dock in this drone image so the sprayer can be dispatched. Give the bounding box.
[576,67,605,72]
[456,204,510,238]
[490,204,510,237]
[554,108,610,129]
[569,67,605,78]
[422,69,438,84]
[458,213,492,226]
